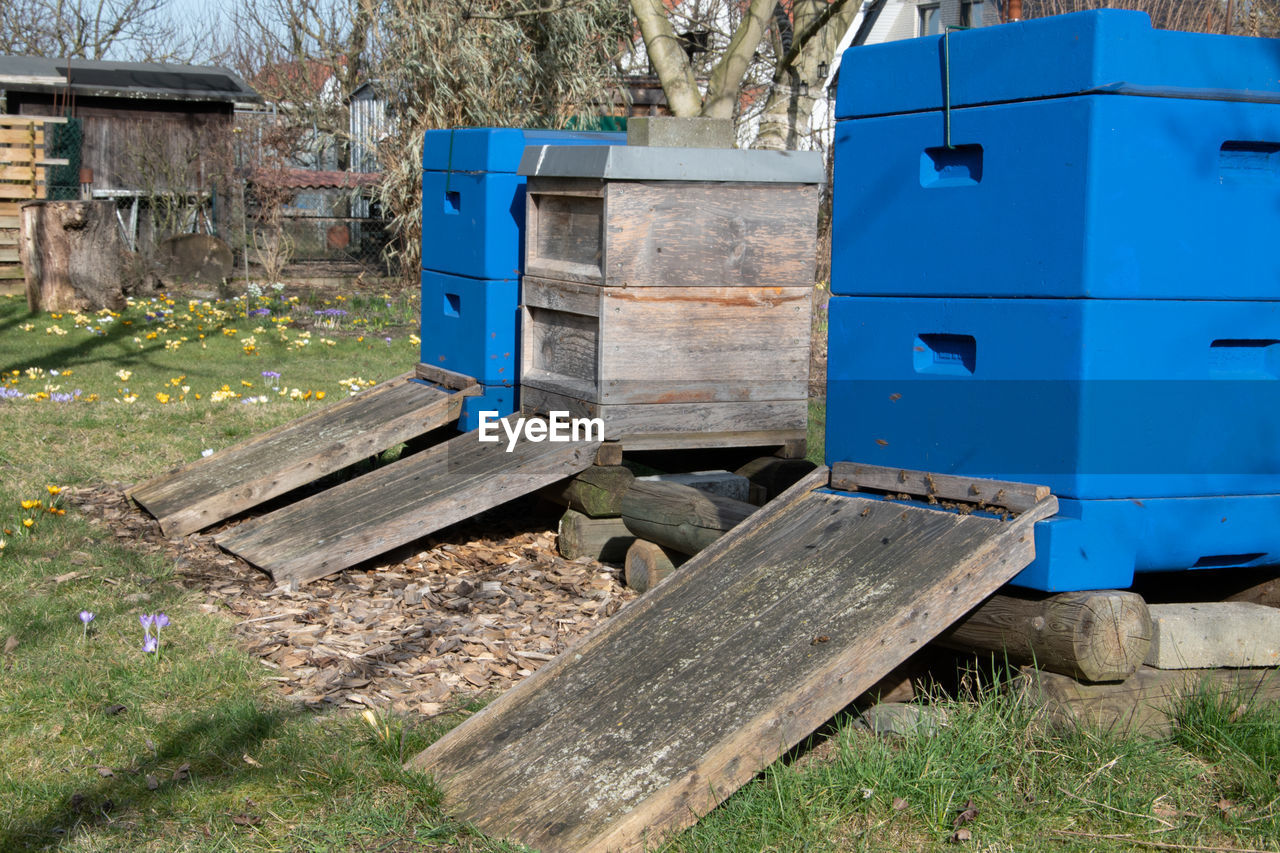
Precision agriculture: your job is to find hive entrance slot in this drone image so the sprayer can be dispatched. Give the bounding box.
[914,333,977,374]
[1191,553,1267,569]
[1219,141,1280,182]
[920,144,983,187]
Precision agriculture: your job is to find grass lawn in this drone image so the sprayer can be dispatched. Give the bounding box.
[1,289,1277,852]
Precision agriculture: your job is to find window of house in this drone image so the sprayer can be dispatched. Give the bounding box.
[960,0,984,27]
[919,3,942,36]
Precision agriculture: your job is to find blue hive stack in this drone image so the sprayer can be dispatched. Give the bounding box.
[419,128,624,430]
[826,10,1280,591]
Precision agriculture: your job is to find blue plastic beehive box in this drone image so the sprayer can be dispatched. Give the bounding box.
[421,128,625,279]
[823,296,1280,500]
[1019,493,1280,591]
[420,270,519,388]
[459,385,516,431]
[830,10,1280,299]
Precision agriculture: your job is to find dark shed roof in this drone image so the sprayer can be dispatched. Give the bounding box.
[0,55,261,104]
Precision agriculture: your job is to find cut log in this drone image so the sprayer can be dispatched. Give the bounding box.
[595,442,624,467]
[936,590,1152,683]
[636,470,750,502]
[624,539,685,593]
[541,466,635,518]
[20,200,139,312]
[1019,665,1280,738]
[735,456,818,503]
[620,480,756,556]
[557,509,635,562]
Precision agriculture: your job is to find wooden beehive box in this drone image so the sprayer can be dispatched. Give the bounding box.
[518,146,823,450]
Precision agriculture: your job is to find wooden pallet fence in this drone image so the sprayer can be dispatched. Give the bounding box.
[0,116,68,283]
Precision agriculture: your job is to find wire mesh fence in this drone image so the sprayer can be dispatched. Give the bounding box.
[45,118,83,200]
[245,214,397,280]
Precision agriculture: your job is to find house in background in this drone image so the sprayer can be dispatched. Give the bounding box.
[853,0,999,45]
[348,81,388,175]
[0,55,261,249]
[805,0,1005,149]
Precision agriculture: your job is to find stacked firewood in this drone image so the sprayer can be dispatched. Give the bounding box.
[546,454,816,592]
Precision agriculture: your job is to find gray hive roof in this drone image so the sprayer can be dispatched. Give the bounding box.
[0,55,261,103]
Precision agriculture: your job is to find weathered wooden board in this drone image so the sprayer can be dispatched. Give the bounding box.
[597,286,809,403]
[603,181,818,288]
[524,178,607,284]
[831,462,1051,513]
[521,279,810,409]
[0,116,67,126]
[524,179,818,288]
[218,421,601,586]
[0,183,42,200]
[520,385,807,449]
[0,165,37,182]
[409,469,1056,852]
[0,129,43,145]
[130,371,476,536]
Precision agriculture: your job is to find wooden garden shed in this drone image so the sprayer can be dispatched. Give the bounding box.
[0,55,260,195]
[0,55,260,263]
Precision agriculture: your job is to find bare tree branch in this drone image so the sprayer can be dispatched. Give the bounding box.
[0,0,207,61]
[463,0,599,19]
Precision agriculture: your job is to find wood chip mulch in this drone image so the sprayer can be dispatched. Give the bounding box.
[67,485,637,717]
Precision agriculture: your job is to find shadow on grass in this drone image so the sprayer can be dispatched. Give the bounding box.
[0,701,299,851]
[0,312,179,379]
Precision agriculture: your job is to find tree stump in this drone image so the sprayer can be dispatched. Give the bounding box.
[20,200,131,312]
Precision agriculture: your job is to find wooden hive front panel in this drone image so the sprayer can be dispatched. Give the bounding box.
[525,178,818,289]
[524,178,606,284]
[521,277,811,448]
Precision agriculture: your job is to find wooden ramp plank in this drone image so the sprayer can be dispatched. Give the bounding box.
[129,372,475,536]
[216,424,602,585]
[408,470,1057,853]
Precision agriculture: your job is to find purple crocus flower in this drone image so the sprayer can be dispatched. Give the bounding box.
[140,614,155,633]
[142,635,158,654]
[154,613,170,630]
[79,610,94,624]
